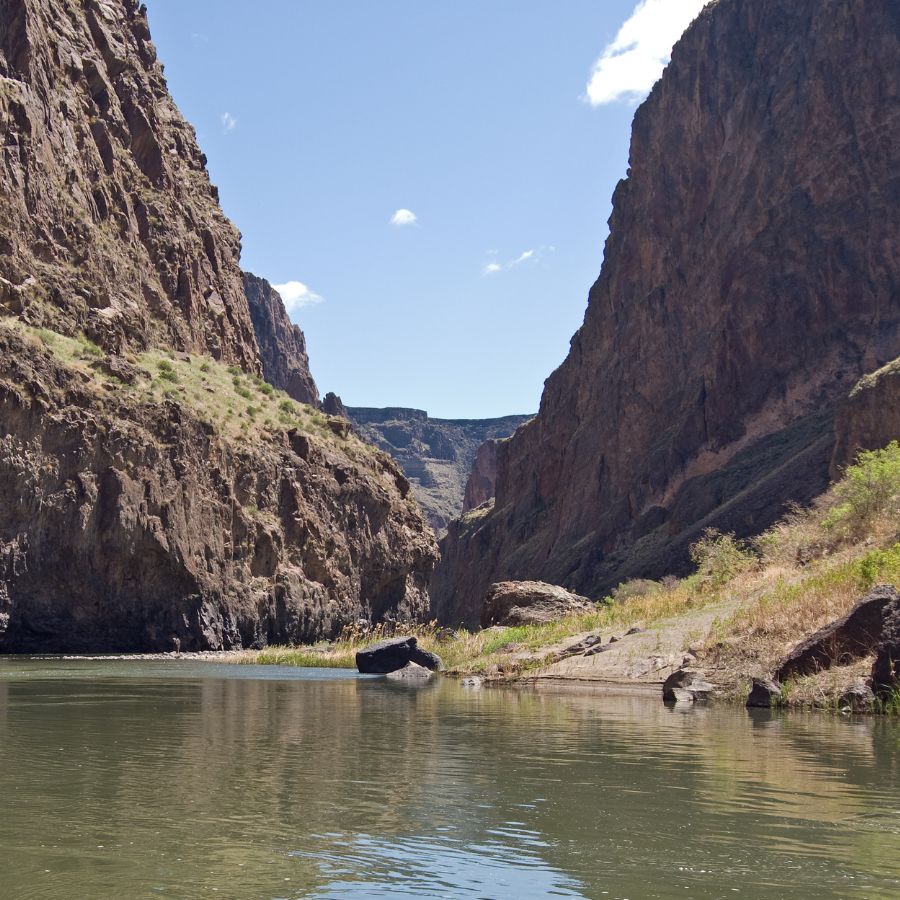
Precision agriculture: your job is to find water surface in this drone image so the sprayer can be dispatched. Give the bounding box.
[1,658,898,899]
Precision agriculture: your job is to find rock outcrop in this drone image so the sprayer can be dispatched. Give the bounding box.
[776,585,899,682]
[872,603,900,695]
[347,408,532,533]
[831,358,900,478]
[355,636,443,674]
[0,326,437,652]
[462,439,501,513]
[0,0,260,367]
[243,272,319,407]
[480,581,594,628]
[0,0,438,652]
[432,0,900,627]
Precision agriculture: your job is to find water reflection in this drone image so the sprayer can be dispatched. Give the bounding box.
[0,659,898,899]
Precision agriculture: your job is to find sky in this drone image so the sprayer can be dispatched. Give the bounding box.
[145,0,706,418]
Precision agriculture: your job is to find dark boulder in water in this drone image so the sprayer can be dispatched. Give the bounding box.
[356,636,443,674]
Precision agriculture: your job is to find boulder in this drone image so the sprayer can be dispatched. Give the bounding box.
[777,585,900,681]
[386,662,433,681]
[663,669,715,703]
[355,636,443,674]
[839,681,875,712]
[481,581,594,628]
[872,601,900,694]
[747,679,783,708]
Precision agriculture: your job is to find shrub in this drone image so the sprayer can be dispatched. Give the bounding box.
[611,579,662,603]
[689,529,756,589]
[279,399,294,414]
[199,361,211,373]
[227,365,241,376]
[157,359,179,383]
[824,441,900,538]
[258,381,274,397]
[246,405,258,419]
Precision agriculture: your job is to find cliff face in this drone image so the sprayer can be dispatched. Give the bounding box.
[0,0,437,651]
[243,272,319,407]
[0,0,259,367]
[433,0,900,626]
[0,325,436,652]
[462,439,501,513]
[347,408,532,533]
[831,357,900,479]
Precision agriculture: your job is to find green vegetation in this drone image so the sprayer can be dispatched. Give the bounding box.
[0,319,374,457]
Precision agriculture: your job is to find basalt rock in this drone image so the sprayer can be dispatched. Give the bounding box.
[663,669,714,704]
[776,586,900,682]
[747,679,784,709]
[243,272,319,406]
[831,358,900,479]
[432,0,900,627]
[462,439,501,513]
[0,0,260,368]
[0,328,437,652]
[0,1,438,652]
[347,407,531,534]
[480,581,594,628]
[872,603,900,695]
[356,636,443,674]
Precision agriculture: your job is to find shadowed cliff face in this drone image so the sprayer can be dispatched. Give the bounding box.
[0,0,260,367]
[243,272,319,407]
[433,0,900,626]
[0,0,438,651]
[347,408,532,534]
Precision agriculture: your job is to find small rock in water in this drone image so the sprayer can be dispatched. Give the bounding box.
[460,676,483,688]
[746,678,783,708]
[839,680,875,713]
[386,662,433,680]
[662,669,714,703]
[355,636,443,674]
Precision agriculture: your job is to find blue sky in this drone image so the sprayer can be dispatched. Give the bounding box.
[145,0,704,418]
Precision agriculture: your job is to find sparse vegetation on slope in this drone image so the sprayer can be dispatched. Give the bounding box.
[245,443,900,708]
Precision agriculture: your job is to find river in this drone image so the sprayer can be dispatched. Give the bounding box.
[0,658,898,899]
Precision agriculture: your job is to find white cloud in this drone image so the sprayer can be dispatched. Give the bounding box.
[585,0,706,106]
[273,280,324,313]
[390,208,418,226]
[221,111,238,133]
[483,246,552,275]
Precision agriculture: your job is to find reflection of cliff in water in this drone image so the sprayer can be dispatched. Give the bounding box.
[0,666,898,899]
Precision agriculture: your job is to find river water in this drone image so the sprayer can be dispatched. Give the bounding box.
[0,658,898,899]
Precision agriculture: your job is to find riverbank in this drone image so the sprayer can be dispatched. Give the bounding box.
[240,444,900,711]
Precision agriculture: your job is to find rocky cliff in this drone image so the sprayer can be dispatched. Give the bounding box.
[0,0,437,651]
[244,272,319,407]
[462,439,502,513]
[346,407,532,533]
[0,0,259,367]
[831,357,900,479]
[433,0,900,626]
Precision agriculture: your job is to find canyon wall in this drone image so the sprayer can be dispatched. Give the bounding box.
[433,0,900,625]
[347,407,532,533]
[244,272,319,407]
[0,0,437,651]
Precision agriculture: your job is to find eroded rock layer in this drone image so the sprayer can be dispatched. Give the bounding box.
[433,0,900,626]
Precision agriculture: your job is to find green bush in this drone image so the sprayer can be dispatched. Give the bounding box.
[157,359,179,383]
[689,529,756,589]
[258,381,274,396]
[199,361,211,373]
[824,441,900,538]
[279,399,294,414]
[611,579,662,603]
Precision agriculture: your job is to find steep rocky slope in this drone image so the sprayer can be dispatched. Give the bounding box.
[0,0,437,651]
[244,272,319,407]
[346,407,532,533]
[433,0,900,626]
[0,0,259,366]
